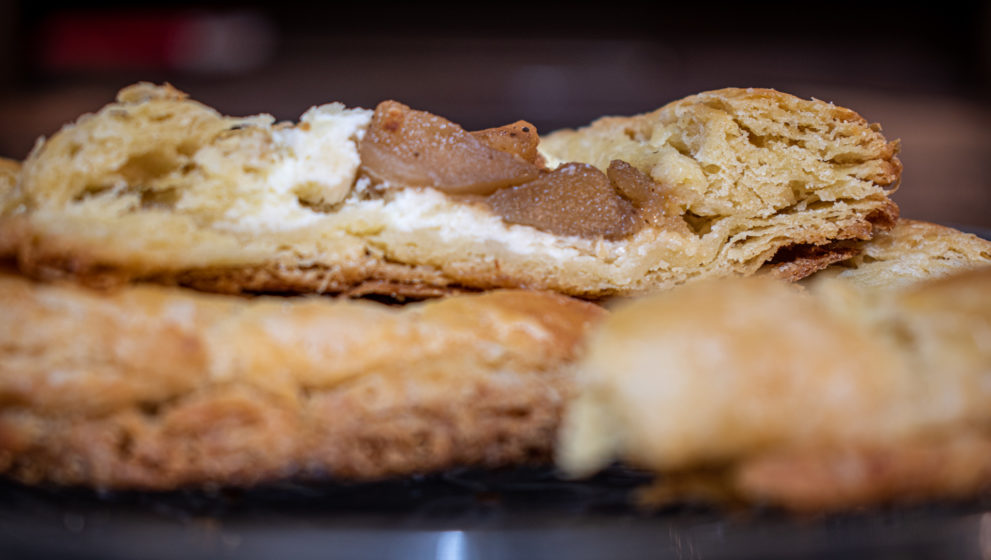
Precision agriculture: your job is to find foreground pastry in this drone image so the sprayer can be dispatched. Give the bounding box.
[0,84,898,298]
[0,272,604,489]
[559,268,991,511]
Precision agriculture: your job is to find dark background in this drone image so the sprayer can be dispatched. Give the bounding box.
[0,1,988,227]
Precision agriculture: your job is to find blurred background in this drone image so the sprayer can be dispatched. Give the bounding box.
[0,0,988,227]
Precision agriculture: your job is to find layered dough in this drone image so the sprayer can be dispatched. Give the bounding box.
[559,267,991,511]
[0,271,604,489]
[0,84,899,298]
[0,157,19,215]
[806,219,991,289]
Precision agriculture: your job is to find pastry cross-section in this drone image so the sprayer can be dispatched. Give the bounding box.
[0,85,899,297]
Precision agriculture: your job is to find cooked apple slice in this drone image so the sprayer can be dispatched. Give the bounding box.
[359,101,541,195]
[486,162,640,240]
[471,120,542,166]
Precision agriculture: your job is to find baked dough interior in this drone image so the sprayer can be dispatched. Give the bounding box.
[1,84,899,297]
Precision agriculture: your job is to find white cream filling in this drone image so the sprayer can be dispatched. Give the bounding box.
[269,103,372,206]
[344,188,626,262]
[196,106,686,269]
[217,103,372,232]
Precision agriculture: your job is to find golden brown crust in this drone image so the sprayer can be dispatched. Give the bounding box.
[0,214,466,298]
[174,259,464,299]
[0,271,605,489]
[638,429,991,512]
[1,370,572,488]
[760,199,900,282]
[808,219,991,289]
[0,157,20,216]
[734,430,991,512]
[0,158,18,181]
[762,243,861,282]
[559,268,991,511]
[0,85,900,298]
[540,88,902,209]
[759,196,904,282]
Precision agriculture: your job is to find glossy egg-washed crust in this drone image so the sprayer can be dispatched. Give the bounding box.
[0,85,898,299]
[0,273,605,489]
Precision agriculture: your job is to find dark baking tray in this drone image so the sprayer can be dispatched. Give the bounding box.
[3,226,990,560]
[2,466,990,560]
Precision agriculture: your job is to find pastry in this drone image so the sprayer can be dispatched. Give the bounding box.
[803,219,991,289]
[558,267,991,511]
[0,157,19,215]
[0,84,898,298]
[0,271,604,489]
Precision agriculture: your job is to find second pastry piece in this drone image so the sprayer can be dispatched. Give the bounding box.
[1,85,898,298]
[0,273,603,490]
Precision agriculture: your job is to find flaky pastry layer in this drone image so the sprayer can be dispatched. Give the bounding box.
[0,85,898,298]
[807,219,991,289]
[0,272,604,489]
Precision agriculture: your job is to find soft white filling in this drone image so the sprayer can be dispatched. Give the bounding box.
[269,103,372,205]
[345,188,623,262]
[219,190,326,231]
[199,106,681,267]
[218,103,372,232]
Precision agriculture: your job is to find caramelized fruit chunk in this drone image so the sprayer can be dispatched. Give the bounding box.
[359,101,684,241]
[606,160,688,232]
[471,120,543,166]
[607,160,655,205]
[485,163,640,240]
[358,101,541,195]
